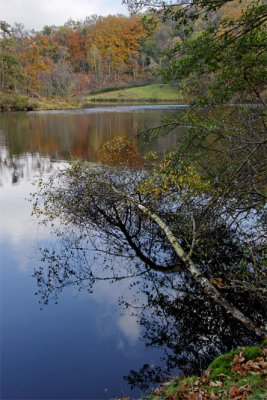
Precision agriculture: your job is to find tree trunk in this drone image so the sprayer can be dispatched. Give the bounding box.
[136,202,266,338]
[109,183,266,338]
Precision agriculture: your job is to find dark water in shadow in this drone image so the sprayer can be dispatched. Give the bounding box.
[0,105,187,399]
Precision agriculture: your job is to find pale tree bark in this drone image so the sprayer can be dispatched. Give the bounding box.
[109,181,266,338]
[136,203,266,338]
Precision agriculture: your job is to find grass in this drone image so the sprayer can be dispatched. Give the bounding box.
[138,342,267,400]
[0,92,80,111]
[86,84,187,103]
[34,97,80,110]
[88,81,152,95]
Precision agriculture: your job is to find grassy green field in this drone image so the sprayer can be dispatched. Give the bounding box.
[86,84,186,103]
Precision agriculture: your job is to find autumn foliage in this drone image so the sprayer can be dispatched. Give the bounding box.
[97,136,143,168]
[0,15,149,98]
[1,2,255,99]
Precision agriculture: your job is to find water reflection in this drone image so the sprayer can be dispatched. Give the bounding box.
[0,106,186,166]
[31,151,264,391]
[32,220,261,390]
[2,106,262,397]
[1,106,186,399]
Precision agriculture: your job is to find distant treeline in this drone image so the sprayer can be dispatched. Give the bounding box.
[0,1,248,98]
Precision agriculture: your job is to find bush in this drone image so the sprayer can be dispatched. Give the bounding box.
[97,136,143,168]
[0,92,38,111]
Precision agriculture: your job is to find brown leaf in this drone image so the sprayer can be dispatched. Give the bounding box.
[203,370,210,380]
[229,386,240,396]
[239,383,253,394]
[254,357,264,362]
[233,355,240,365]
[182,393,192,399]
[202,369,210,384]
[231,364,244,375]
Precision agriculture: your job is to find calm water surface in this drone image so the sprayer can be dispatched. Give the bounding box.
[0,105,187,399]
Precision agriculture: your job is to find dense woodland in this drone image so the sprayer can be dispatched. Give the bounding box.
[0,0,254,102]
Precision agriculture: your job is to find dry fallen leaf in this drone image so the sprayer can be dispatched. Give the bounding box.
[254,357,264,362]
[233,355,240,365]
[210,381,223,387]
[238,384,253,394]
[229,385,241,396]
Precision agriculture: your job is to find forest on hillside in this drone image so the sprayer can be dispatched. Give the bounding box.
[0,0,250,99]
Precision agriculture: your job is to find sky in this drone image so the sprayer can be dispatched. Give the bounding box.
[0,0,129,31]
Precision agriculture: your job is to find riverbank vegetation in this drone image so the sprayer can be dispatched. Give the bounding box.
[0,92,80,111]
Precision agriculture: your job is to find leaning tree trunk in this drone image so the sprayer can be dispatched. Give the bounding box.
[134,202,266,338]
[107,181,266,338]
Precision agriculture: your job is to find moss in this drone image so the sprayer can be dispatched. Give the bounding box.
[208,344,265,380]
[243,346,264,360]
[143,344,267,400]
[208,350,239,379]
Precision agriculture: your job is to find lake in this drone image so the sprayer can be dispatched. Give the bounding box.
[0,105,187,399]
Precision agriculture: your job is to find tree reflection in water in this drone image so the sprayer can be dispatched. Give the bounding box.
[124,276,258,389]
[31,138,265,390]
[33,223,260,390]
